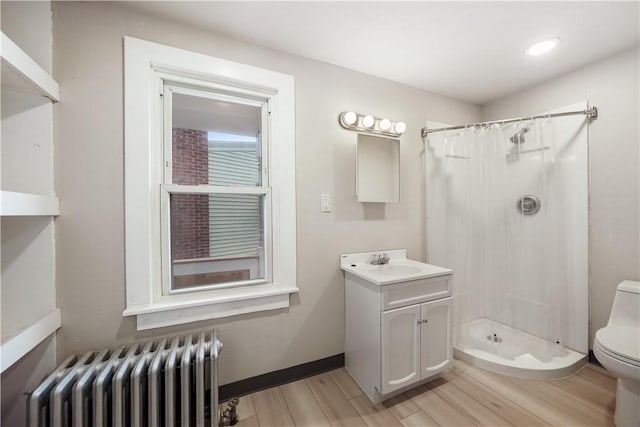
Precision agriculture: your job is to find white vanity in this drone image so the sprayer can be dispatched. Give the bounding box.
[340,249,453,402]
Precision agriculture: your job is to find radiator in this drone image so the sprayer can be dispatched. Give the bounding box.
[27,331,222,427]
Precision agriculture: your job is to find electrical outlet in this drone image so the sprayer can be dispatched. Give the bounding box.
[321,194,332,212]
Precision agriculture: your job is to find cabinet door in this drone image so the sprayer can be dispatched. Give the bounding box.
[420,297,452,380]
[381,304,421,394]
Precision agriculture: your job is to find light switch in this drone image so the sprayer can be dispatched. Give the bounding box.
[321,194,332,212]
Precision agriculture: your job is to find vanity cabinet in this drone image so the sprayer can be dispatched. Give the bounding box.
[381,297,452,395]
[381,304,421,393]
[420,298,453,377]
[342,255,453,403]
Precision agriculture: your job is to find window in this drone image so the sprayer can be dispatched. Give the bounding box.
[164,87,269,294]
[123,37,297,330]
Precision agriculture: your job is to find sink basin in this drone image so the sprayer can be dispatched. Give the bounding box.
[366,264,422,275]
[340,249,452,285]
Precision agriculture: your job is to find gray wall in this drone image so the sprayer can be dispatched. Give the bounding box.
[52,2,479,384]
[482,47,640,347]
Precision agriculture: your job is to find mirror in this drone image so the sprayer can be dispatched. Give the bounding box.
[356,134,400,202]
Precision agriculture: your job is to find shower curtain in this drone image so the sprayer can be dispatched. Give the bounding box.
[426,117,575,361]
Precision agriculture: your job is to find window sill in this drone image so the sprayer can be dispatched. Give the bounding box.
[123,285,298,331]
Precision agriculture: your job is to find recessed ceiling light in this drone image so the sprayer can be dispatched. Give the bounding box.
[524,38,560,56]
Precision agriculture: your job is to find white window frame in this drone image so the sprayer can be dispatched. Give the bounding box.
[123,37,297,331]
[160,84,271,296]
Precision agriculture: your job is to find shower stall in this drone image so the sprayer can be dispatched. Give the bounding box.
[425,102,591,379]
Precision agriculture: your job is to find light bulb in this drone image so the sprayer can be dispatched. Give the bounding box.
[362,115,374,128]
[379,118,391,131]
[342,111,357,126]
[524,38,559,56]
[394,121,407,134]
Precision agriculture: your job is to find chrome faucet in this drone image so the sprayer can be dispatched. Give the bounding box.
[370,253,390,265]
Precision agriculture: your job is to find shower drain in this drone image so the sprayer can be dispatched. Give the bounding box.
[516,195,541,215]
[486,334,503,343]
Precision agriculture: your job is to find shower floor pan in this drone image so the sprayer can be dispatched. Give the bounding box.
[454,318,587,380]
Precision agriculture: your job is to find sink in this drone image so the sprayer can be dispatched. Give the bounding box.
[366,264,422,275]
[340,249,452,285]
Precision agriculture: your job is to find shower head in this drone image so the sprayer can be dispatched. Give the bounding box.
[510,127,530,144]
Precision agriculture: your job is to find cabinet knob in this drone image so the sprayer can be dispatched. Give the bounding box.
[417,320,422,324]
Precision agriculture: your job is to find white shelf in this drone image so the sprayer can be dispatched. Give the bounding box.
[0,191,59,216]
[1,309,61,373]
[0,31,59,101]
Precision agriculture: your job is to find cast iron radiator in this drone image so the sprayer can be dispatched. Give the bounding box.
[27,331,222,427]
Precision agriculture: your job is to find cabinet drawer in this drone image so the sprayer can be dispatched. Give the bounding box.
[382,275,451,311]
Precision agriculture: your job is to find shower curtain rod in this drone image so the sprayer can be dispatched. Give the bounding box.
[421,106,598,138]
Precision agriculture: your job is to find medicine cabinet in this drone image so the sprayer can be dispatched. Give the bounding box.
[356,134,400,203]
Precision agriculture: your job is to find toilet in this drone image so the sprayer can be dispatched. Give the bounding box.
[593,280,640,427]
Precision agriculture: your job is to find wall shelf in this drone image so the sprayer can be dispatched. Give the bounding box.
[0,191,59,216]
[1,309,61,373]
[0,31,59,101]
[1,6,60,424]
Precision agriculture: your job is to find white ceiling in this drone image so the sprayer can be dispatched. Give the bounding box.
[127,1,640,105]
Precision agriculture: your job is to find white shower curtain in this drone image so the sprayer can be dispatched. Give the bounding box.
[426,117,573,361]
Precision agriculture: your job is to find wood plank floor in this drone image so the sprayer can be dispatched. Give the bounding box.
[224,360,616,427]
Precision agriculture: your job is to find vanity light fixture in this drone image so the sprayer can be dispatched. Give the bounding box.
[338,111,406,137]
[378,118,391,131]
[524,38,560,56]
[342,111,357,126]
[394,121,407,134]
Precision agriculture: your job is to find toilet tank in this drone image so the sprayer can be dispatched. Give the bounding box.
[608,280,640,327]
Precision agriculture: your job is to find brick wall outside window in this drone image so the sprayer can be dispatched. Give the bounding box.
[171,128,210,260]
